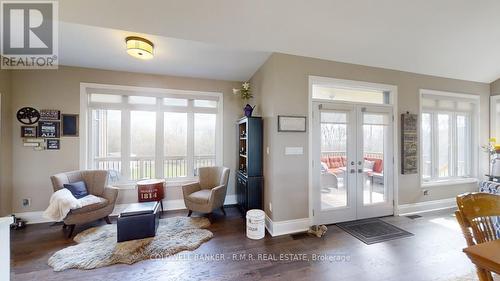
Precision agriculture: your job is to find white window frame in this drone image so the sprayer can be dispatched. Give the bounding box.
[419,89,479,187]
[491,95,500,140]
[79,83,223,186]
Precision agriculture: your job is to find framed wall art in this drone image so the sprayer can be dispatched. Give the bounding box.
[40,109,60,121]
[17,107,40,125]
[401,113,418,174]
[277,115,306,132]
[38,121,60,138]
[46,139,60,150]
[20,126,37,138]
[62,114,79,137]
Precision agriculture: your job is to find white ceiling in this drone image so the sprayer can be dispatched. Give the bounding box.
[58,0,500,83]
[59,22,270,81]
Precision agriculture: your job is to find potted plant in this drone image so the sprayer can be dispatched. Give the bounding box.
[482,138,500,176]
[233,82,255,117]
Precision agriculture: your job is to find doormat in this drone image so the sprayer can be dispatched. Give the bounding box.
[336,218,414,245]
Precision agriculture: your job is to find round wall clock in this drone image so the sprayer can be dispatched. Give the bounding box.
[17,107,40,125]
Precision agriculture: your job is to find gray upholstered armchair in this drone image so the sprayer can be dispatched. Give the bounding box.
[50,170,118,237]
[182,166,230,218]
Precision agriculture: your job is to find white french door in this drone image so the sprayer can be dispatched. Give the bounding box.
[312,102,394,225]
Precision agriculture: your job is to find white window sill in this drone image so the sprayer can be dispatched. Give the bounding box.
[421,177,478,188]
[109,178,198,190]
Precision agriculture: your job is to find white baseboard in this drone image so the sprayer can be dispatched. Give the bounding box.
[265,214,310,237]
[13,211,54,224]
[397,197,457,216]
[15,194,237,225]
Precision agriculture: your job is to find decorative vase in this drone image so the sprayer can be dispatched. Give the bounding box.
[244,104,255,117]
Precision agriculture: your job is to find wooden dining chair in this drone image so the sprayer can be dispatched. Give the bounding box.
[456,192,500,281]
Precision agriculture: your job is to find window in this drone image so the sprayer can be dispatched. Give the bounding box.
[420,90,478,184]
[194,113,217,169]
[130,111,156,179]
[164,98,188,107]
[84,85,222,183]
[194,99,217,108]
[312,85,390,104]
[164,112,187,178]
[92,109,121,171]
[492,96,500,141]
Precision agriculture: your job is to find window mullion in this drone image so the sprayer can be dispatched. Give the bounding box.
[121,96,131,180]
[467,114,472,177]
[216,102,223,166]
[432,112,438,180]
[88,109,94,169]
[451,112,458,177]
[187,100,195,177]
[155,98,164,179]
[450,113,455,178]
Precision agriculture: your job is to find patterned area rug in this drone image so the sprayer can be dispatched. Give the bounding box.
[336,218,414,244]
[48,217,212,271]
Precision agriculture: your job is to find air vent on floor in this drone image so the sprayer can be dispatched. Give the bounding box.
[406,215,422,219]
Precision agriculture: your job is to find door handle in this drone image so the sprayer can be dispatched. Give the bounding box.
[358,169,363,173]
[350,169,356,174]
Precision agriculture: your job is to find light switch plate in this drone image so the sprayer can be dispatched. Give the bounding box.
[285,146,303,155]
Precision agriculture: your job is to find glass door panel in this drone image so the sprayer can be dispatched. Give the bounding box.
[313,103,357,225]
[320,111,348,209]
[361,112,389,205]
[356,106,394,219]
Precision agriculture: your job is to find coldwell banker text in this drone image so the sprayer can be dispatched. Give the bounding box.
[1,1,58,69]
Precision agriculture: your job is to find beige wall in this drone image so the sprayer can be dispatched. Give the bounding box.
[251,53,490,222]
[11,66,242,213]
[0,70,13,216]
[249,55,277,219]
[491,78,500,95]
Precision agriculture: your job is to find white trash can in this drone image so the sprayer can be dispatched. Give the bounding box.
[246,209,265,240]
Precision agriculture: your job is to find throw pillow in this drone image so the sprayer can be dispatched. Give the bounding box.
[363,160,375,171]
[321,162,329,172]
[64,181,89,199]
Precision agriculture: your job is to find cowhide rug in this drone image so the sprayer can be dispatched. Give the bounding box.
[48,216,212,271]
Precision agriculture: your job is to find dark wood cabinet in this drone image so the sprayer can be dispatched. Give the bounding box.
[236,117,263,214]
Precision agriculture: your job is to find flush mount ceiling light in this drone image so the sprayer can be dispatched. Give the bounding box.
[125,36,154,60]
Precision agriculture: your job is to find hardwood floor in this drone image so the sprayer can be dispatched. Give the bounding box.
[11,207,478,281]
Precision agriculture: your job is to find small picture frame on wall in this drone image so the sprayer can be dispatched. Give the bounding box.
[38,121,60,138]
[20,126,37,137]
[46,139,60,150]
[277,115,307,132]
[40,109,60,121]
[62,114,79,137]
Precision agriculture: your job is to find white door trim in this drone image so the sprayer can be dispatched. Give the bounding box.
[308,76,399,225]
